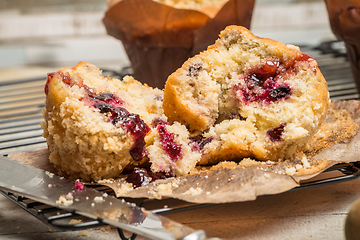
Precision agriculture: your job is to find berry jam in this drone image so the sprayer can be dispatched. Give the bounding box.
[46,71,150,161]
[45,73,54,95]
[235,54,315,105]
[157,125,183,161]
[267,123,286,142]
[88,93,150,161]
[126,167,173,188]
[75,179,84,191]
[126,168,151,188]
[189,136,214,151]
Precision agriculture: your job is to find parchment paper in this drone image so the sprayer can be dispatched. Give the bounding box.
[8,100,360,204]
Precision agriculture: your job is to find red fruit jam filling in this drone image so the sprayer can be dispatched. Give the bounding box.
[189,136,214,151]
[46,72,150,162]
[126,167,173,188]
[234,53,315,105]
[157,125,183,161]
[45,72,77,95]
[75,179,84,191]
[88,93,150,161]
[267,123,286,142]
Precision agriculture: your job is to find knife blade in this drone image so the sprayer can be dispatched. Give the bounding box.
[0,155,220,240]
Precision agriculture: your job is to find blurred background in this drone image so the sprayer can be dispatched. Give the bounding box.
[0,0,336,72]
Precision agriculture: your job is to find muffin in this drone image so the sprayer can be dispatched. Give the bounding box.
[42,62,201,181]
[103,0,255,88]
[163,25,330,164]
[42,62,163,181]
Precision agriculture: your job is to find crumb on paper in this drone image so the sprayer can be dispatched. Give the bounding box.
[183,187,203,195]
[78,230,88,236]
[98,178,115,184]
[295,164,303,170]
[45,171,54,178]
[285,167,296,176]
[94,196,104,203]
[115,182,134,196]
[69,219,83,225]
[56,195,73,206]
[156,183,173,195]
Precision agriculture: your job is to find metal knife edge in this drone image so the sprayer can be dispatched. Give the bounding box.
[0,155,220,240]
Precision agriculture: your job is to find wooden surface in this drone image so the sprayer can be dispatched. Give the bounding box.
[1,176,359,240]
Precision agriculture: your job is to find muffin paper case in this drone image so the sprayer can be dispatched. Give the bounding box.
[325,0,360,94]
[103,0,255,89]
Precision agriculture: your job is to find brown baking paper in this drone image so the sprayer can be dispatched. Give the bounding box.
[102,0,255,88]
[8,100,360,204]
[325,0,360,93]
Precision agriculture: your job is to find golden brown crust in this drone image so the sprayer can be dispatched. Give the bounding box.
[164,68,213,131]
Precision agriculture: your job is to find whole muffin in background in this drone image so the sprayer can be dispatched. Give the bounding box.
[325,0,360,94]
[103,0,255,89]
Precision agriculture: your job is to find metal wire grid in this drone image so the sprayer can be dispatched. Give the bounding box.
[0,41,360,239]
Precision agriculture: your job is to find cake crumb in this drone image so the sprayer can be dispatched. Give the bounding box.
[285,167,296,176]
[45,171,54,178]
[94,196,104,203]
[56,195,73,206]
[295,164,303,170]
[69,219,83,224]
[301,157,311,169]
[183,187,203,195]
[78,230,88,236]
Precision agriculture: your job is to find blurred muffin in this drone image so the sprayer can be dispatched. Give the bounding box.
[325,0,360,94]
[103,0,255,88]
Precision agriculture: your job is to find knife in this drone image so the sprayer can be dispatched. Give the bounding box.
[0,155,220,240]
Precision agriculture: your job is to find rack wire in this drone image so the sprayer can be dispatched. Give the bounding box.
[0,40,359,240]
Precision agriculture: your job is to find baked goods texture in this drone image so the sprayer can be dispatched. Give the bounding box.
[163,25,330,164]
[42,62,164,181]
[42,62,201,181]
